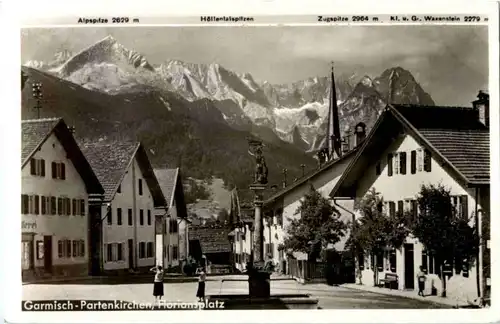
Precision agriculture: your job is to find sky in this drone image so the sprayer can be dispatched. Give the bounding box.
[21,26,488,106]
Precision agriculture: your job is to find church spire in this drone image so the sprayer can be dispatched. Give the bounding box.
[326,62,342,160]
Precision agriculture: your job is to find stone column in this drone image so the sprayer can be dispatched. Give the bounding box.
[251,187,265,264]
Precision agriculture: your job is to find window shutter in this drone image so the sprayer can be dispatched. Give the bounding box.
[72,199,77,216]
[22,194,29,214]
[51,196,56,214]
[66,198,71,215]
[41,196,46,215]
[73,241,77,257]
[417,149,423,172]
[58,241,63,258]
[30,159,36,175]
[40,159,45,177]
[387,154,393,176]
[397,200,404,215]
[460,195,469,220]
[389,201,396,217]
[58,198,63,215]
[400,152,407,175]
[66,240,71,257]
[61,163,66,180]
[51,162,57,179]
[423,149,432,172]
[421,250,428,273]
[34,195,40,215]
[80,240,85,257]
[80,199,85,216]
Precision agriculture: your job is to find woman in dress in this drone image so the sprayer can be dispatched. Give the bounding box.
[196,267,206,302]
[150,265,164,303]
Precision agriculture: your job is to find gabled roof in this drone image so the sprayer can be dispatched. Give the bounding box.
[329,104,490,198]
[188,224,232,254]
[21,118,104,195]
[263,148,358,206]
[80,140,167,206]
[154,168,179,208]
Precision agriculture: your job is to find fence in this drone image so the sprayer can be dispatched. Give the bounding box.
[288,259,326,283]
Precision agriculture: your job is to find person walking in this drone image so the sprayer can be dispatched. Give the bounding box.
[196,267,206,302]
[150,265,164,304]
[417,266,427,297]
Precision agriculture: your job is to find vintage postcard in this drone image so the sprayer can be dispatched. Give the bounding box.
[2,0,499,323]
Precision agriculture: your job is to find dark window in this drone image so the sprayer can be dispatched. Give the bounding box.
[423,149,432,172]
[80,199,85,216]
[460,195,469,220]
[147,242,154,258]
[61,163,66,180]
[410,150,417,174]
[128,209,133,226]
[58,241,63,258]
[72,199,77,216]
[387,154,393,176]
[117,208,122,225]
[30,159,36,175]
[147,210,151,225]
[51,162,57,179]
[107,208,112,225]
[173,245,178,260]
[358,253,365,270]
[422,250,428,273]
[140,210,144,225]
[51,196,56,215]
[399,152,407,175]
[397,200,404,215]
[139,242,146,258]
[34,195,40,215]
[58,198,63,215]
[40,159,45,177]
[390,249,397,272]
[107,244,113,262]
[389,201,396,217]
[117,243,123,261]
[138,179,143,195]
[65,240,71,258]
[21,194,29,214]
[375,162,381,175]
[376,251,383,271]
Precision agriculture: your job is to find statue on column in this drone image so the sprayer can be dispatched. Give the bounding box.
[248,140,268,185]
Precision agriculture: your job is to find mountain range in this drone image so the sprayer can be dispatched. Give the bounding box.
[23,35,435,153]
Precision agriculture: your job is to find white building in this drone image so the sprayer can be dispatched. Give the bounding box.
[81,141,168,274]
[21,118,104,281]
[154,168,189,270]
[330,94,490,304]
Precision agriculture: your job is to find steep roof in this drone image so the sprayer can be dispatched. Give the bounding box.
[154,168,179,208]
[329,104,490,197]
[80,140,167,206]
[21,118,104,195]
[188,224,232,254]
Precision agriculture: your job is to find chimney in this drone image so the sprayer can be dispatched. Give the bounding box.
[354,122,366,147]
[473,90,489,127]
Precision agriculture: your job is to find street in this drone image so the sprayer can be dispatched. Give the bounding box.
[23,275,450,309]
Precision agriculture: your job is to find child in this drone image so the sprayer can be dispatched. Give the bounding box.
[196,267,206,302]
[416,266,426,297]
[150,265,164,303]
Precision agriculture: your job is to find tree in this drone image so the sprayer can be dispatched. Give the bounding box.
[283,185,347,261]
[349,188,411,286]
[411,184,479,297]
[184,179,211,204]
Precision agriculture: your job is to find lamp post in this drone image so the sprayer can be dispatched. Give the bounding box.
[32,82,43,119]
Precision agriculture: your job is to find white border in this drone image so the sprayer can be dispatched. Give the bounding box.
[2,0,499,323]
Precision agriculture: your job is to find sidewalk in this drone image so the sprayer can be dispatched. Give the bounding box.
[23,274,199,285]
[340,283,476,308]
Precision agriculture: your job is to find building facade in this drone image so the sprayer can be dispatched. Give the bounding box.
[330,96,490,304]
[81,141,167,274]
[21,118,103,281]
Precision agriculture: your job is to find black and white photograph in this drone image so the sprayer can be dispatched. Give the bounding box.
[4,1,499,322]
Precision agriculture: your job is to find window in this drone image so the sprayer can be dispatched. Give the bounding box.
[388,201,396,217]
[80,240,85,257]
[376,251,384,271]
[73,241,78,257]
[57,198,63,215]
[30,158,45,177]
[138,179,143,195]
[106,244,113,262]
[41,196,47,215]
[410,150,417,174]
[169,219,178,233]
[117,208,122,225]
[117,243,123,261]
[36,241,44,260]
[128,209,133,226]
[358,253,365,270]
[421,250,428,273]
[139,242,146,258]
[417,148,424,172]
[65,198,71,215]
[411,200,418,221]
[451,195,469,220]
[117,184,121,193]
[389,249,397,272]
[51,197,56,215]
[80,199,85,216]
[107,208,112,225]
[399,152,407,175]
[147,210,151,226]
[394,153,400,175]
[397,201,404,215]
[58,239,73,258]
[172,245,178,260]
[423,149,432,172]
[58,241,63,258]
[51,162,66,180]
[65,240,71,257]
[140,209,144,226]
[375,161,381,175]
[21,194,29,214]
[387,154,393,176]
[147,242,154,258]
[72,199,77,216]
[23,195,39,215]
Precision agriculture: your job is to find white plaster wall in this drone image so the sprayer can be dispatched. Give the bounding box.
[164,202,179,268]
[355,133,483,302]
[21,133,88,268]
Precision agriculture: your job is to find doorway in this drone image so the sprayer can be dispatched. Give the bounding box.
[43,236,52,273]
[128,239,134,269]
[404,244,414,289]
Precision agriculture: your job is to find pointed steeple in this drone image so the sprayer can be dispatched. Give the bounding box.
[326,62,342,160]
